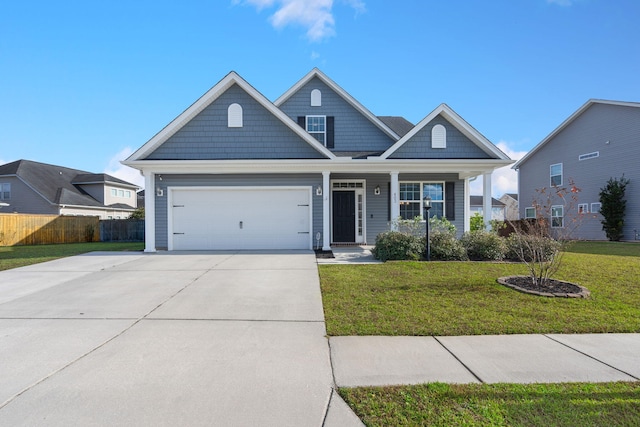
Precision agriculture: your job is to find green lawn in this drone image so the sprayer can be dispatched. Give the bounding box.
[319,242,640,336]
[0,242,144,271]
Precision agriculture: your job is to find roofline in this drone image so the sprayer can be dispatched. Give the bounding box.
[126,71,336,162]
[513,99,640,170]
[72,179,140,189]
[59,203,136,211]
[381,103,511,160]
[274,68,401,141]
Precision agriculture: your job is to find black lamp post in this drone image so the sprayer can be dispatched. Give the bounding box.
[423,196,432,261]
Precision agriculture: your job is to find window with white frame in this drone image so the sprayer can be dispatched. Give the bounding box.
[227,103,243,127]
[399,182,444,219]
[111,189,117,196]
[431,124,446,148]
[311,89,321,106]
[306,116,326,145]
[550,163,563,187]
[0,183,10,200]
[551,205,564,228]
[578,203,588,214]
[591,202,602,214]
[525,207,536,218]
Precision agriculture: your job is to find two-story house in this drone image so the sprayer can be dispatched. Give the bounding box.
[513,99,640,241]
[124,69,512,251]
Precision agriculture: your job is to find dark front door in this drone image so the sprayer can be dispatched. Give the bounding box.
[332,191,355,242]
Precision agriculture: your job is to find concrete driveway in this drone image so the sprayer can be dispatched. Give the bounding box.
[0,251,360,426]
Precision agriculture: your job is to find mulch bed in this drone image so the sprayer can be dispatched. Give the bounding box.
[497,275,590,298]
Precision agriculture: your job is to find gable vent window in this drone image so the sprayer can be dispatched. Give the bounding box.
[311,89,322,107]
[578,151,599,161]
[431,124,446,148]
[228,103,243,128]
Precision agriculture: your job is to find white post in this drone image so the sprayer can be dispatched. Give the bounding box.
[322,171,331,251]
[144,171,157,252]
[483,172,492,230]
[390,172,400,230]
[464,177,471,233]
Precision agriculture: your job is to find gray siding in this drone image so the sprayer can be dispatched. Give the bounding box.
[146,84,325,160]
[390,115,492,159]
[518,103,640,241]
[278,77,396,153]
[0,176,58,215]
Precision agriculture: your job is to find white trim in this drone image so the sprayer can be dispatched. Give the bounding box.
[311,89,321,107]
[578,203,589,214]
[274,68,400,141]
[463,177,471,232]
[390,172,399,228]
[330,179,366,244]
[227,103,243,127]
[398,180,445,220]
[306,115,327,146]
[144,172,156,252]
[381,103,511,160]
[550,163,563,187]
[431,124,446,148]
[551,205,564,228]
[591,202,602,214]
[578,151,599,161]
[322,171,331,250]
[524,207,536,219]
[167,186,313,251]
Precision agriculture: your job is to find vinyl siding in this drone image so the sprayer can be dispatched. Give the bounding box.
[390,115,492,159]
[0,176,58,215]
[278,77,396,153]
[518,103,640,240]
[145,84,325,160]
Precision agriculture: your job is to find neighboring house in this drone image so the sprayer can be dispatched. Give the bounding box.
[499,193,519,221]
[470,196,506,221]
[0,160,139,219]
[123,69,511,251]
[513,99,640,241]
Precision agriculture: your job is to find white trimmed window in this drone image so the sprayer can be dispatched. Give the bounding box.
[525,207,536,219]
[306,115,326,145]
[228,103,243,128]
[591,202,602,214]
[311,89,321,106]
[431,124,446,149]
[0,183,10,200]
[111,189,117,196]
[551,205,564,228]
[550,163,563,187]
[399,182,444,219]
[578,203,588,214]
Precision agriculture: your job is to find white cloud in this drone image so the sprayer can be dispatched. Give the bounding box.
[235,0,365,42]
[310,50,321,60]
[470,141,528,198]
[104,147,145,189]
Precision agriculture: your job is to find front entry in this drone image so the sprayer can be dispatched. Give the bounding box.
[332,191,356,243]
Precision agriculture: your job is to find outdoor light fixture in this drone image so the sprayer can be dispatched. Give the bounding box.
[156,187,164,197]
[316,185,323,196]
[423,196,432,261]
[374,185,381,196]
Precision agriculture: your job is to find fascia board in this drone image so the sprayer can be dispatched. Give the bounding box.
[274,68,401,141]
[127,71,335,162]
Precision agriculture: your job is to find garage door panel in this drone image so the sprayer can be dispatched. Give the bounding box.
[170,188,310,250]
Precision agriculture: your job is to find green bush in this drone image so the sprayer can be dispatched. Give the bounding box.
[425,230,468,261]
[470,213,484,232]
[372,231,424,261]
[505,234,561,262]
[460,231,507,261]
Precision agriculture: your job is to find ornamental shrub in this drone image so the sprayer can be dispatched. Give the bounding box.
[460,231,507,261]
[505,234,561,263]
[425,230,468,261]
[372,231,423,261]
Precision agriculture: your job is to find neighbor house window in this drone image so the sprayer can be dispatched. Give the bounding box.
[550,163,563,186]
[551,205,564,228]
[525,207,536,219]
[228,103,243,127]
[578,203,588,214]
[111,189,117,196]
[306,115,326,145]
[125,191,131,198]
[591,202,602,214]
[399,182,444,219]
[431,124,446,149]
[118,189,124,197]
[579,151,599,161]
[0,183,10,200]
[311,89,321,107]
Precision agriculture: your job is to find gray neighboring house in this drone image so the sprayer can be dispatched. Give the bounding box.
[470,196,506,221]
[499,193,519,221]
[0,160,138,219]
[513,99,640,241]
[124,69,512,252]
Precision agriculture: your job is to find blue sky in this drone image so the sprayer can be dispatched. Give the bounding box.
[2,0,638,195]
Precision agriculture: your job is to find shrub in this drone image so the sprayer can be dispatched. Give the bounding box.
[599,175,630,241]
[425,230,468,261]
[470,213,484,232]
[460,231,507,261]
[505,234,561,263]
[372,231,423,261]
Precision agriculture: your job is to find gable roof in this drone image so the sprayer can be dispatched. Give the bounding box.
[126,71,336,162]
[0,159,137,207]
[377,116,414,137]
[274,68,401,142]
[513,99,640,170]
[380,104,510,160]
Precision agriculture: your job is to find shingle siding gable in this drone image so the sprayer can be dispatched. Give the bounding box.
[144,84,324,160]
[278,77,395,153]
[390,115,492,159]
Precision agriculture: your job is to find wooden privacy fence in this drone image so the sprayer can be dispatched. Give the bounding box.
[0,213,100,246]
[99,219,144,242]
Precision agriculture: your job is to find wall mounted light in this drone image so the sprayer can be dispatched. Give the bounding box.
[156,187,164,197]
[316,185,323,196]
[374,185,381,196]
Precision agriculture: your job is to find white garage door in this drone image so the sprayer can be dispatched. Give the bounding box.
[169,187,312,250]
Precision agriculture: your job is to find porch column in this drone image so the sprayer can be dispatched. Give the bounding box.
[390,171,400,230]
[464,177,471,233]
[143,171,156,252]
[322,171,331,251]
[483,172,492,230]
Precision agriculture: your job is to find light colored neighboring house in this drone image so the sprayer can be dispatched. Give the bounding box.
[0,159,139,219]
[123,69,512,252]
[499,193,519,221]
[513,99,640,241]
[470,196,506,221]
